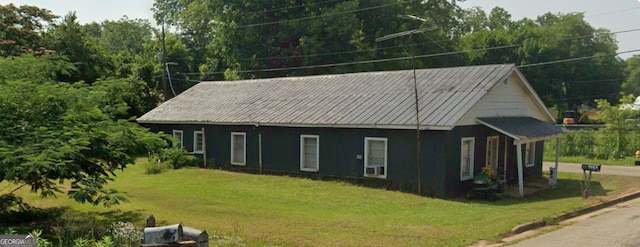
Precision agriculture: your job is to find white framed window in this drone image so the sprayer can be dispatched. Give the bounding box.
[525,142,535,167]
[486,136,499,168]
[300,135,319,172]
[364,137,387,178]
[231,132,246,166]
[461,137,475,181]
[194,131,204,154]
[172,130,183,148]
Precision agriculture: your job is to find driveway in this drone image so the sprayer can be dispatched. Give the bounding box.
[543,162,640,177]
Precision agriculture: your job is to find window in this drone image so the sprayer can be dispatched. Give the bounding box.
[461,137,475,181]
[231,132,246,166]
[525,142,535,167]
[172,130,183,148]
[300,135,319,172]
[194,131,204,154]
[486,136,499,168]
[364,137,387,178]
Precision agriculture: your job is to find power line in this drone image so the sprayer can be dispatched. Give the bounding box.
[188,43,639,76]
[243,0,345,16]
[517,49,640,68]
[177,26,640,73]
[586,6,640,18]
[237,0,416,28]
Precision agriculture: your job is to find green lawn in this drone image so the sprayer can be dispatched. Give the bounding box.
[543,150,638,166]
[8,160,640,247]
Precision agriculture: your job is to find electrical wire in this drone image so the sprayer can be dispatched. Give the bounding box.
[176,26,640,75]
[242,0,345,16]
[236,0,416,28]
[517,49,640,68]
[165,63,177,96]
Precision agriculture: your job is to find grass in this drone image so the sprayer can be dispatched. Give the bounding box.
[5,159,640,247]
[543,151,638,166]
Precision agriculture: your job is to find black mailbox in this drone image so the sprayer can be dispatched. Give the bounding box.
[581,164,601,172]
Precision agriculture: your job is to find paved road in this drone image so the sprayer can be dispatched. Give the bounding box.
[511,197,640,247]
[543,162,640,177]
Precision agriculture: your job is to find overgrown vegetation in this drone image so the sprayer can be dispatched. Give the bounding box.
[145,146,199,174]
[545,94,640,161]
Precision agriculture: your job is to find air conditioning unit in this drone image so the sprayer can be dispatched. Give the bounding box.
[366,165,384,176]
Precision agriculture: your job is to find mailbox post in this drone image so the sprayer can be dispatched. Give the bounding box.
[581,164,601,199]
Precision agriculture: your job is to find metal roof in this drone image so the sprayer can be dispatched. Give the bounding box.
[138,64,517,129]
[476,117,567,142]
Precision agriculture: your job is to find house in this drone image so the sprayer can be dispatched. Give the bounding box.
[137,64,565,198]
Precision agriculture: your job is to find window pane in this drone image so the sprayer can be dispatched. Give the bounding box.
[461,139,473,178]
[194,132,203,152]
[302,137,317,169]
[173,131,183,147]
[233,134,244,163]
[368,140,385,166]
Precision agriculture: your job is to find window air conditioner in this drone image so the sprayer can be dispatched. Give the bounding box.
[366,165,384,176]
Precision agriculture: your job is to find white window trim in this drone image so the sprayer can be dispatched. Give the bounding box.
[525,142,535,168]
[364,137,388,179]
[486,135,499,168]
[460,137,475,181]
[300,135,319,172]
[172,130,183,148]
[230,132,246,166]
[193,130,204,154]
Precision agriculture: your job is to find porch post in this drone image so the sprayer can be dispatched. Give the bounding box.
[516,140,524,197]
[202,127,206,167]
[553,137,560,184]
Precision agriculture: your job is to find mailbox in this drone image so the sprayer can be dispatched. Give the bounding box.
[183,227,209,247]
[143,224,183,244]
[581,164,601,172]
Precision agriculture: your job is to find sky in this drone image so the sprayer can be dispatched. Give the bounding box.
[1,0,639,59]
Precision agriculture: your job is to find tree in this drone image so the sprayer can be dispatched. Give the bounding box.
[0,55,167,208]
[621,55,640,96]
[43,12,110,83]
[0,54,75,83]
[0,4,57,56]
[594,94,639,158]
[152,0,465,80]
[458,10,624,116]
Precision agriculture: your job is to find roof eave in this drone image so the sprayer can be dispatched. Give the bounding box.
[136,119,452,131]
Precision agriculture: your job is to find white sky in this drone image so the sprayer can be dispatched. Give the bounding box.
[1,0,639,59]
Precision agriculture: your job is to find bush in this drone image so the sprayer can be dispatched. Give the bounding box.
[153,147,198,169]
[549,128,640,160]
[144,161,173,174]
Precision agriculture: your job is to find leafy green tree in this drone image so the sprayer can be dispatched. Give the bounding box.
[152,0,465,79]
[594,94,640,158]
[90,78,161,119]
[0,56,167,208]
[621,55,640,96]
[0,3,57,56]
[43,12,110,83]
[0,54,75,83]
[459,10,624,116]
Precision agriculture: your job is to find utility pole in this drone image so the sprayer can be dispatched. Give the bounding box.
[161,18,168,100]
[376,21,437,196]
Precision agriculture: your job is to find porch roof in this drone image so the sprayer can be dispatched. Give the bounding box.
[476,117,566,143]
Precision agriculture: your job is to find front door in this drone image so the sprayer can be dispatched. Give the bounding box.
[486,135,499,170]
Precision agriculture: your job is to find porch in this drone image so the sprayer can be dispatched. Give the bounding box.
[476,117,567,197]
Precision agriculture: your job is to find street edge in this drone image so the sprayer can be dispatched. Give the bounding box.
[510,190,640,234]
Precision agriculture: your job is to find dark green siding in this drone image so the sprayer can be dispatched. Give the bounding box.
[142,123,546,198]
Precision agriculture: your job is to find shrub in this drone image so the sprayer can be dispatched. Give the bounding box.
[107,222,142,247]
[144,161,173,174]
[153,147,198,169]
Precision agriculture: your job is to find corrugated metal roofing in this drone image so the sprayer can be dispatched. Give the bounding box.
[138,64,517,129]
[476,117,567,142]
